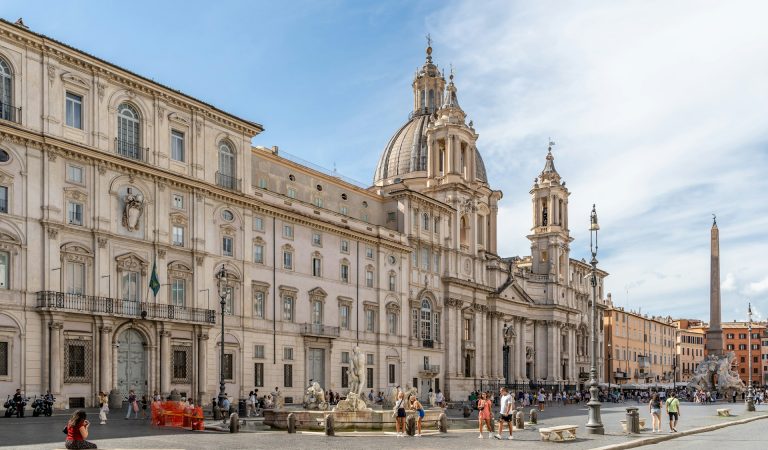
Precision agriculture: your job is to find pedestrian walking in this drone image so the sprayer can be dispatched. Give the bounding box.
[97,392,109,425]
[494,387,514,440]
[64,409,97,449]
[140,395,148,420]
[124,390,138,420]
[477,392,493,439]
[665,391,681,432]
[649,393,662,432]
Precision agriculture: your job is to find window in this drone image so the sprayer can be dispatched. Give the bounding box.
[67,201,83,225]
[172,194,184,209]
[422,213,429,230]
[0,341,7,376]
[66,262,85,295]
[254,291,265,318]
[0,252,9,289]
[365,269,374,288]
[172,226,184,246]
[66,341,88,381]
[218,142,237,189]
[283,251,293,270]
[341,366,349,388]
[0,186,6,213]
[739,344,747,350]
[283,295,294,321]
[361,213,369,222]
[366,247,374,259]
[258,178,268,189]
[312,257,321,277]
[121,271,140,301]
[389,364,396,384]
[387,212,396,222]
[313,197,323,208]
[0,59,12,122]
[253,216,264,231]
[222,236,233,257]
[366,309,376,332]
[287,187,296,199]
[284,347,294,360]
[341,352,350,364]
[221,210,234,221]
[172,348,189,382]
[387,311,397,335]
[366,353,374,365]
[67,165,83,183]
[434,253,440,273]
[420,299,432,340]
[171,130,185,162]
[312,232,322,246]
[253,244,264,264]
[421,247,429,270]
[254,363,264,387]
[388,273,396,291]
[341,262,349,283]
[117,104,141,159]
[463,318,472,341]
[65,92,82,129]
[170,279,185,307]
[254,345,265,359]
[311,300,323,325]
[223,353,234,380]
[340,304,350,330]
[434,217,440,233]
[412,308,418,337]
[727,333,734,339]
[283,224,293,238]
[340,240,349,253]
[340,205,348,215]
[366,367,374,389]
[434,311,441,341]
[739,333,747,339]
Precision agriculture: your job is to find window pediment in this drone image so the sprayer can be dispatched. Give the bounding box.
[170,212,188,226]
[251,280,270,291]
[253,236,265,245]
[308,287,327,300]
[220,225,236,236]
[60,242,93,258]
[60,72,90,90]
[337,296,353,307]
[278,285,298,295]
[168,112,191,126]
[363,301,378,310]
[115,252,148,275]
[386,302,400,313]
[64,187,88,202]
[168,261,192,279]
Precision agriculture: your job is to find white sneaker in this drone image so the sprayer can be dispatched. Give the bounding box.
[507,435,514,440]
[478,433,484,439]
[416,433,422,437]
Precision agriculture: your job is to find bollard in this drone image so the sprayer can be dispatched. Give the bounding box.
[462,404,471,418]
[515,410,525,430]
[229,412,240,433]
[438,413,448,433]
[325,414,335,436]
[287,413,296,434]
[406,414,416,436]
[529,408,538,424]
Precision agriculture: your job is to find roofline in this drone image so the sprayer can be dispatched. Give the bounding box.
[0,18,264,134]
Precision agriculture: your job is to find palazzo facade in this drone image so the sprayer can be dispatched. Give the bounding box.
[0,19,607,408]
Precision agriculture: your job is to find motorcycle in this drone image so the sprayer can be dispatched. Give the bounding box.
[3,395,25,418]
[31,396,54,417]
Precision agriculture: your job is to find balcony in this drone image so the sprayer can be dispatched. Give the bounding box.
[0,102,21,124]
[613,370,630,380]
[37,291,215,325]
[300,323,340,338]
[462,340,475,350]
[115,138,149,162]
[420,364,440,375]
[216,171,242,191]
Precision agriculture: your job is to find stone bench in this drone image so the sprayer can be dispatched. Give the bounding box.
[717,408,731,417]
[539,424,578,442]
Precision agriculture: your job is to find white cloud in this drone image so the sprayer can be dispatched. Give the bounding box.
[427,0,768,321]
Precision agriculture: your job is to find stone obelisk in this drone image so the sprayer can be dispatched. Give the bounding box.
[706,216,723,356]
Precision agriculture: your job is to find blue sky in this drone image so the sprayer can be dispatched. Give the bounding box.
[7,0,768,322]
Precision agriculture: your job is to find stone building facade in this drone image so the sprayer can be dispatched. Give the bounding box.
[673,319,706,383]
[0,19,607,408]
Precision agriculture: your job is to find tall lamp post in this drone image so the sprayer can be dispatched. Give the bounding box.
[216,265,229,412]
[607,342,612,402]
[586,204,605,434]
[746,302,755,411]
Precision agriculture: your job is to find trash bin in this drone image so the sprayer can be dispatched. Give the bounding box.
[238,399,247,417]
[625,407,640,434]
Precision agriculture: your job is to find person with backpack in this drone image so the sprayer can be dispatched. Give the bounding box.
[665,391,681,432]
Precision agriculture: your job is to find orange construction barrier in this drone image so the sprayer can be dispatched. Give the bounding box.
[152,400,200,430]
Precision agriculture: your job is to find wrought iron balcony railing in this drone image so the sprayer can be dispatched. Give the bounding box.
[422,339,434,348]
[0,102,21,124]
[37,291,215,324]
[300,323,340,338]
[420,364,440,374]
[216,171,241,191]
[115,138,149,162]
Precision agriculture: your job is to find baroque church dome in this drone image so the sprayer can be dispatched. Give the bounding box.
[373,45,488,186]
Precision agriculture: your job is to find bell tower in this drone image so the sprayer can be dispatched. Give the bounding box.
[528,143,573,301]
[412,35,446,115]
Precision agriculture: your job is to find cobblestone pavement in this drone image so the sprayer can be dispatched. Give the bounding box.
[1,401,765,449]
[635,412,766,449]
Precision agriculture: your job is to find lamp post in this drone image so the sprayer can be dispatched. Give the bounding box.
[746,302,755,412]
[607,342,612,402]
[215,265,229,413]
[586,204,604,434]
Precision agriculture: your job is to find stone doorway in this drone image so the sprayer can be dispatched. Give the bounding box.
[116,328,147,397]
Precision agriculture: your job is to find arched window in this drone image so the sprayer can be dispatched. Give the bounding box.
[428,89,435,111]
[0,58,12,121]
[422,213,430,231]
[460,216,469,247]
[420,299,432,340]
[420,89,426,111]
[218,142,237,189]
[477,215,484,245]
[117,104,141,160]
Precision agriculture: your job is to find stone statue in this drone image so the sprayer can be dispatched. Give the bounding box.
[332,347,371,412]
[428,390,436,408]
[302,380,328,411]
[688,352,745,394]
[273,389,285,410]
[122,188,144,232]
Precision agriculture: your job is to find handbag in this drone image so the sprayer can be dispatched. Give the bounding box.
[132,401,139,412]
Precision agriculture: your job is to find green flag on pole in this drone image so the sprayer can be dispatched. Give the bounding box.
[149,259,160,298]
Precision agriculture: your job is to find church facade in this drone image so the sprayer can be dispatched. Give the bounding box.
[0,19,606,408]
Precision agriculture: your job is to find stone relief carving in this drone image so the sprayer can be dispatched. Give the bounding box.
[525,346,535,361]
[122,188,145,232]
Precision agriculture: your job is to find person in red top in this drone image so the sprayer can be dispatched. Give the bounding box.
[477,392,493,439]
[64,410,97,449]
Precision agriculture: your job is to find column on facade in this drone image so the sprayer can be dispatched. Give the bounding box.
[456,306,464,377]
[160,330,171,395]
[100,325,113,394]
[50,321,63,395]
[426,137,434,178]
[474,308,482,377]
[517,319,525,381]
[569,326,577,381]
[197,333,208,402]
[550,321,560,381]
[489,314,496,379]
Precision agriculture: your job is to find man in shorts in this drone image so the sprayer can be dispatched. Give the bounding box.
[494,387,514,440]
[665,391,681,432]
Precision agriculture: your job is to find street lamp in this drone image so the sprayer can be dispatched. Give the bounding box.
[607,342,612,402]
[746,302,755,412]
[216,265,230,413]
[586,204,604,434]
